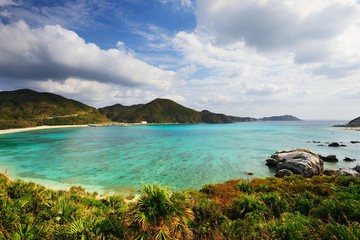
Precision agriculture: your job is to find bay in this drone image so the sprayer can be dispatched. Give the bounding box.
[0,120,359,194]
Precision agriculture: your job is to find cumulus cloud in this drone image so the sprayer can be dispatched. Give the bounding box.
[35,78,159,107]
[196,0,360,63]
[244,83,292,96]
[199,93,233,105]
[0,21,174,89]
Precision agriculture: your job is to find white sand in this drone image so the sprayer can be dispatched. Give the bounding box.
[0,125,88,135]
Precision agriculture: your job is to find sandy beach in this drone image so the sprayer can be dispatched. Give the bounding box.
[0,125,88,135]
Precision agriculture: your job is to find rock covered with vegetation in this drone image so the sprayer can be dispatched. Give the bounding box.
[1,173,360,239]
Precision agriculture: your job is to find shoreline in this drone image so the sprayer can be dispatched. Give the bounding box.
[0,166,139,198]
[0,125,88,135]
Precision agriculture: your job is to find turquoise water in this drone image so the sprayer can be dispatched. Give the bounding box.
[0,121,359,194]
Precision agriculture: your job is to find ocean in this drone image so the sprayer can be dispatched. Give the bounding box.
[0,121,359,195]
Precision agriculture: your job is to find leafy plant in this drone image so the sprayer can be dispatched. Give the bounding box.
[125,184,193,240]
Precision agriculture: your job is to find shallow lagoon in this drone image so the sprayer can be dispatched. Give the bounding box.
[0,121,359,194]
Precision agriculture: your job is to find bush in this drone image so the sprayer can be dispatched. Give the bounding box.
[229,194,269,220]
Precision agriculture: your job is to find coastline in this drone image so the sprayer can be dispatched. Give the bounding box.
[0,125,88,135]
[336,126,360,131]
[0,166,138,198]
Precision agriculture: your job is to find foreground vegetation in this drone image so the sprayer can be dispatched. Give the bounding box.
[1,174,359,239]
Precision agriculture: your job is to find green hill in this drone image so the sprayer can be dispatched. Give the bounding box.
[99,99,257,124]
[0,89,109,129]
[333,116,360,128]
[100,98,202,123]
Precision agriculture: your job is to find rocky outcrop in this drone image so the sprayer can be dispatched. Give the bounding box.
[324,164,360,178]
[275,169,293,178]
[320,155,338,162]
[328,142,346,147]
[336,166,360,178]
[266,148,324,178]
[344,157,356,162]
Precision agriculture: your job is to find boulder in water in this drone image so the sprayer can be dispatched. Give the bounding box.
[320,155,338,162]
[266,148,324,178]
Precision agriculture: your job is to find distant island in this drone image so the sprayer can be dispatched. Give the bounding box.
[333,116,360,128]
[0,89,303,129]
[260,115,301,121]
[98,98,257,124]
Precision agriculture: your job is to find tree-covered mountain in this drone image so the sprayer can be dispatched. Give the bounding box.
[0,89,109,129]
[99,98,257,124]
[0,89,257,129]
[333,116,360,128]
[261,115,301,121]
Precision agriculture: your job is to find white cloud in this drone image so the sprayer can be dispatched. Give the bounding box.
[0,21,174,89]
[0,0,16,7]
[157,0,193,9]
[196,0,360,64]
[199,94,232,105]
[36,78,159,108]
[161,94,186,102]
[244,83,292,96]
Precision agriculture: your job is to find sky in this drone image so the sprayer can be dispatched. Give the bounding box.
[0,0,360,120]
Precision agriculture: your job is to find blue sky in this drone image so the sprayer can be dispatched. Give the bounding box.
[1,0,360,119]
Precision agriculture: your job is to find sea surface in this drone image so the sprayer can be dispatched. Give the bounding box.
[0,121,359,195]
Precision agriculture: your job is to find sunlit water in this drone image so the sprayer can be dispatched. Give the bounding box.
[0,121,359,195]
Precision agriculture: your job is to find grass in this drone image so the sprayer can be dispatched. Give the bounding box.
[0,173,359,239]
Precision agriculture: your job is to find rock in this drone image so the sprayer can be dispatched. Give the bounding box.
[328,142,340,147]
[323,169,337,176]
[350,141,360,144]
[317,144,325,147]
[275,169,293,178]
[312,141,321,143]
[246,172,254,176]
[320,155,338,162]
[265,157,285,167]
[343,157,356,162]
[266,148,324,178]
[354,164,360,172]
[337,168,360,178]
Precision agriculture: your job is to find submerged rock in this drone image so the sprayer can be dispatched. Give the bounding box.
[344,157,356,162]
[320,155,339,162]
[328,142,341,147]
[266,148,324,178]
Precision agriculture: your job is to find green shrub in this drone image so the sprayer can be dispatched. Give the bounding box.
[229,194,269,220]
[321,222,360,240]
[311,199,360,224]
[236,180,252,193]
[259,192,288,218]
[192,198,229,239]
[292,191,322,215]
[266,212,316,240]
